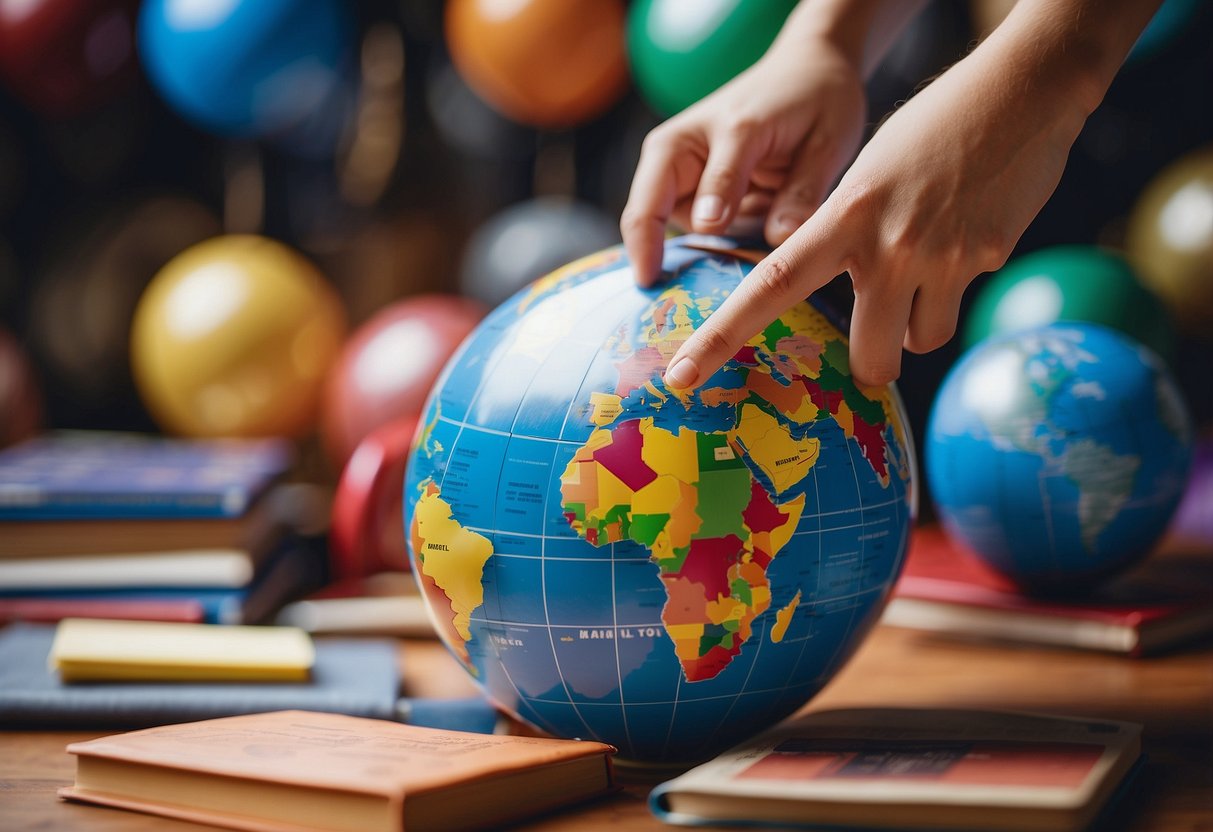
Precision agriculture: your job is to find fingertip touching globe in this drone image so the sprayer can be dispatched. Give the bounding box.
[406,237,915,762]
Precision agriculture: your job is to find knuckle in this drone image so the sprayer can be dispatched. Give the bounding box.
[694,324,737,361]
[751,255,797,299]
[640,125,673,155]
[722,116,759,141]
[619,207,653,235]
[855,359,900,386]
[703,164,740,195]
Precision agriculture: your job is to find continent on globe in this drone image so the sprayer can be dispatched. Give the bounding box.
[560,281,907,683]
[410,479,493,672]
[562,417,805,681]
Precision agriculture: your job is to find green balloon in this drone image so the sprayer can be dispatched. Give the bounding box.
[963,246,1176,360]
[627,0,798,116]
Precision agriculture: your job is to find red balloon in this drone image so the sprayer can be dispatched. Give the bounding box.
[0,0,139,116]
[322,294,486,468]
[0,328,42,448]
[330,417,418,579]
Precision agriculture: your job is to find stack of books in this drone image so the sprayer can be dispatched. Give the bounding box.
[882,526,1213,656]
[0,432,323,625]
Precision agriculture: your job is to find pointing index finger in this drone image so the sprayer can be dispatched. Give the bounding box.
[621,134,689,288]
[664,217,848,391]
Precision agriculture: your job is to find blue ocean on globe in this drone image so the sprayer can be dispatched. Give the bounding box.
[927,323,1192,588]
[405,237,914,762]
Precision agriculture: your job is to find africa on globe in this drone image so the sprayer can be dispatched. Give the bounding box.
[406,237,915,762]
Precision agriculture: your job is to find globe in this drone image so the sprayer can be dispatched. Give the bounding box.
[405,238,915,762]
[927,323,1192,590]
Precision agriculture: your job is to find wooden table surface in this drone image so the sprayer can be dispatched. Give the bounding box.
[3,625,1211,832]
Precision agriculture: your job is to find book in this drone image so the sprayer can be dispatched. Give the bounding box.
[881,527,1213,656]
[0,534,326,625]
[0,549,265,591]
[274,572,435,637]
[650,708,1142,832]
[0,496,279,558]
[49,619,315,683]
[0,431,292,520]
[0,623,499,733]
[0,597,207,624]
[60,710,616,832]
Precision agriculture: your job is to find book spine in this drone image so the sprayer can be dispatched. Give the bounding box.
[0,492,244,521]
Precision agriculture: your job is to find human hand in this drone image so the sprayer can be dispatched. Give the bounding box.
[656,18,1099,390]
[621,33,867,286]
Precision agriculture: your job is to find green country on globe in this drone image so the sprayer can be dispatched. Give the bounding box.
[406,238,914,762]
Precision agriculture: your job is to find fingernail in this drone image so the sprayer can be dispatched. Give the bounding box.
[692,195,725,225]
[664,357,698,390]
[774,213,803,235]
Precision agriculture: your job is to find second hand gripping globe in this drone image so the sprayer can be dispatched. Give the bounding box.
[406,238,915,763]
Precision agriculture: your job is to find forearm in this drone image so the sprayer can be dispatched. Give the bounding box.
[975,0,1163,118]
[772,0,930,77]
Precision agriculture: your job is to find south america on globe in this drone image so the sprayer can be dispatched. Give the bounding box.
[406,237,915,762]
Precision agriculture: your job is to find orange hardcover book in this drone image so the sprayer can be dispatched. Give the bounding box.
[60,710,616,832]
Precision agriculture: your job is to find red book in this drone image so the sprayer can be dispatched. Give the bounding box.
[883,527,1213,657]
[0,598,206,625]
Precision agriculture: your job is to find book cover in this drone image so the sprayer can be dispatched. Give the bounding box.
[49,619,315,683]
[0,624,497,734]
[0,432,292,520]
[0,549,263,591]
[0,534,325,625]
[882,527,1213,655]
[60,710,615,832]
[650,708,1142,832]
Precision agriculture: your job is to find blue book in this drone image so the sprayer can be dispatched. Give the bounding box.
[0,624,499,734]
[0,432,293,520]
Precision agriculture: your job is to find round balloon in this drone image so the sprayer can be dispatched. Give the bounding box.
[330,417,418,579]
[1126,148,1213,333]
[0,0,138,116]
[459,198,620,308]
[963,246,1175,359]
[628,0,798,116]
[928,323,1192,591]
[322,294,486,468]
[407,237,914,762]
[138,0,352,139]
[132,235,346,438]
[0,328,42,449]
[446,0,628,128]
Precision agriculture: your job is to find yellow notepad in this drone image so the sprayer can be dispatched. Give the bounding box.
[50,619,315,683]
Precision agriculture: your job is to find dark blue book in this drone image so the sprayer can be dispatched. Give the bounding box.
[0,624,499,734]
[0,432,293,520]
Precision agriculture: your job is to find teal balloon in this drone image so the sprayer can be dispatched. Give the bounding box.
[627,0,797,116]
[962,246,1175,362]
[1128,0,1205,63]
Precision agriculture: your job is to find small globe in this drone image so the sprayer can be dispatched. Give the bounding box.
[927,324,1192,590]
[406,238,914,762]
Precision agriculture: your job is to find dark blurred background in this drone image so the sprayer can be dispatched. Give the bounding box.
[0,0,1210,511]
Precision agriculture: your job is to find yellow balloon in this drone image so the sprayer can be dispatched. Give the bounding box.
[132,235,346,438]
[1126,147,1213,332]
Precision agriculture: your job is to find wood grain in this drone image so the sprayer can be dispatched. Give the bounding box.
[3,626,1210,831]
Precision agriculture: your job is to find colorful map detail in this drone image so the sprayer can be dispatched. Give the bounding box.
[410,479,493,673]
[560,278,909,683]
[562,419,804,682]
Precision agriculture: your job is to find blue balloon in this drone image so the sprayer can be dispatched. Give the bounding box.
[139,0,352,139]
[927,323,1192,591]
